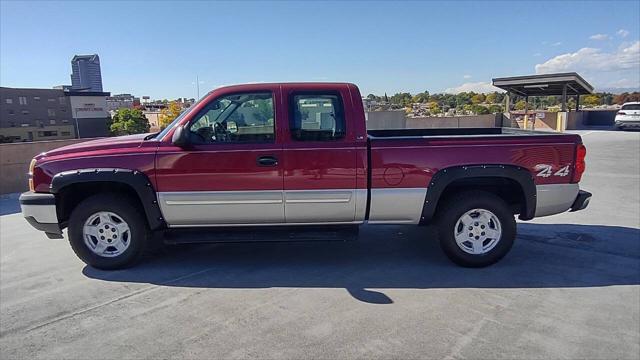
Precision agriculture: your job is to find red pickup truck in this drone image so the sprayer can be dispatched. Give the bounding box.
[20,82,591,269]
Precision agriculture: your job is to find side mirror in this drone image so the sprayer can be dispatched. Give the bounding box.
[171,124,189,147]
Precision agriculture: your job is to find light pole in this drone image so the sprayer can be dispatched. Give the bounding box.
[73,108,81,139]
[193,76,204,100]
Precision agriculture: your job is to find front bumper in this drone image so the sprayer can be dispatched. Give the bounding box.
[569,190,592,212]
[19,192,63,239]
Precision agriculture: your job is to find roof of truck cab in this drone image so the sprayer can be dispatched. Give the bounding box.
[206,82,357,95]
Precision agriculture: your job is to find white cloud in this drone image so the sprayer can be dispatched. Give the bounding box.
[551,42,562,46]
[535,41,640,89]
[589,34,609,41]
[444,82,502,94]
[617,29,630,38]
[463,74,472,79]
[533,52,542,57]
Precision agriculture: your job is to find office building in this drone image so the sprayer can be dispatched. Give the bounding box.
[70,54,103,92]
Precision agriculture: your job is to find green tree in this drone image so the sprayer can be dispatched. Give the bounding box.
[488,104,503,113]
[471,104,490,115]
[159,101,183,129]
[412,91,430,103]
[390,92,412,107]
[109,108,150,136]
[485,92,497,104]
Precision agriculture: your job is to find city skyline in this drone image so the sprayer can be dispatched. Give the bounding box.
[1,1,639,99]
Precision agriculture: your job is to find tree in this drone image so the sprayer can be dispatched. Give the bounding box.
[108,109,150,136]
[159,101,183,129]
[471,104,490,115]
[412,92,430,103]
[514,100,527,110]
[485,92,497,104]
[613,92,640,105]
[471,93,486,104]
[390,92,412,107]
[427,101,441,114]
[581,94,601,107]
[488,104,503,113]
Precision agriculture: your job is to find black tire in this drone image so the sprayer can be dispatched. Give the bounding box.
[436,191,516,267]
[68,193,150,270]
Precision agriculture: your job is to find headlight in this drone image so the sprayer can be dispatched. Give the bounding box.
[28,158,37,191]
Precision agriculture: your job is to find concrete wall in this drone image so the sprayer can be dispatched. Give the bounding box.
[366,111,500,130]
[0,138,99,194]
[365,110,406,129]
[407,114,500,129]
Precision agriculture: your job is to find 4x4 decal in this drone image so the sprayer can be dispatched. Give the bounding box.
[535,164,570,177]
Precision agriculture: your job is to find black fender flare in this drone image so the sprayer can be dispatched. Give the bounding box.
[420,164,536,223]
[50,168,165,230]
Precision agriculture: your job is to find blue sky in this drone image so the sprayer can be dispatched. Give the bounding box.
[1,1,639,99]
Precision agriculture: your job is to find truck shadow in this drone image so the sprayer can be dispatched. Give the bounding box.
[83,223,640,304]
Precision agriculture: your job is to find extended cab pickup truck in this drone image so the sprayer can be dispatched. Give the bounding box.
[20,82,591,269]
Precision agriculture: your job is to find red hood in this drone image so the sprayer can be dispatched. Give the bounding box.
[40,133,151,158]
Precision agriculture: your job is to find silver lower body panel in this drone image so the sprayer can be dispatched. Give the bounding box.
[367,188,427,224]
[158,191,285,226]
[535,183,579,217]
[158,189,368,227]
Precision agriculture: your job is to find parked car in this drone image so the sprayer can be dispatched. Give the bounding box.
[20,82,591,269]
[615,102,640,129]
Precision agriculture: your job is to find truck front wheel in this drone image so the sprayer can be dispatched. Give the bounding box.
[436,191,516,267]
[68,193,149,270]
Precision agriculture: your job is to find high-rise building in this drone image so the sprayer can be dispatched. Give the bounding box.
[70,54,103,92]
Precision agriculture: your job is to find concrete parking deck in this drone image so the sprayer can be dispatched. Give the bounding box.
[1,130,638,359]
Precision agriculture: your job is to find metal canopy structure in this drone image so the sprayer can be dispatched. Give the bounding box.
[492,72,594,113]
[492,72,594,97]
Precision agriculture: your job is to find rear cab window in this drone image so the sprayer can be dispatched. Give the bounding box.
[290,93,346,141]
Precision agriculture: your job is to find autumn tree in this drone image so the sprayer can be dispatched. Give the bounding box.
[108,108,150,136]
[471,93,486,104]
[581,94,601,108]
[427,101,441,114]
[514,100,527,110]
[159,101,183,129]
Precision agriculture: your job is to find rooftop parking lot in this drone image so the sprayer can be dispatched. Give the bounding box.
[1,130,638,359]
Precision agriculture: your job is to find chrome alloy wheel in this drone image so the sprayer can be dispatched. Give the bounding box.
[83,211,131,257]
[453,208,502,255]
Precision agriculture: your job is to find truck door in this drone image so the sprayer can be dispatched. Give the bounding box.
[282,85,367,223]
[155,88,285,226]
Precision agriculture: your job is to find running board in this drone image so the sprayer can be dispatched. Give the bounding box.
[162,225,360,244]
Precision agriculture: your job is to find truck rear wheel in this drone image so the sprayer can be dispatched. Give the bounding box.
[436,191,516,267]
[68,193,149,270]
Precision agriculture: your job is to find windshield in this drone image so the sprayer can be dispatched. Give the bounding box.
[154,97,207,140]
